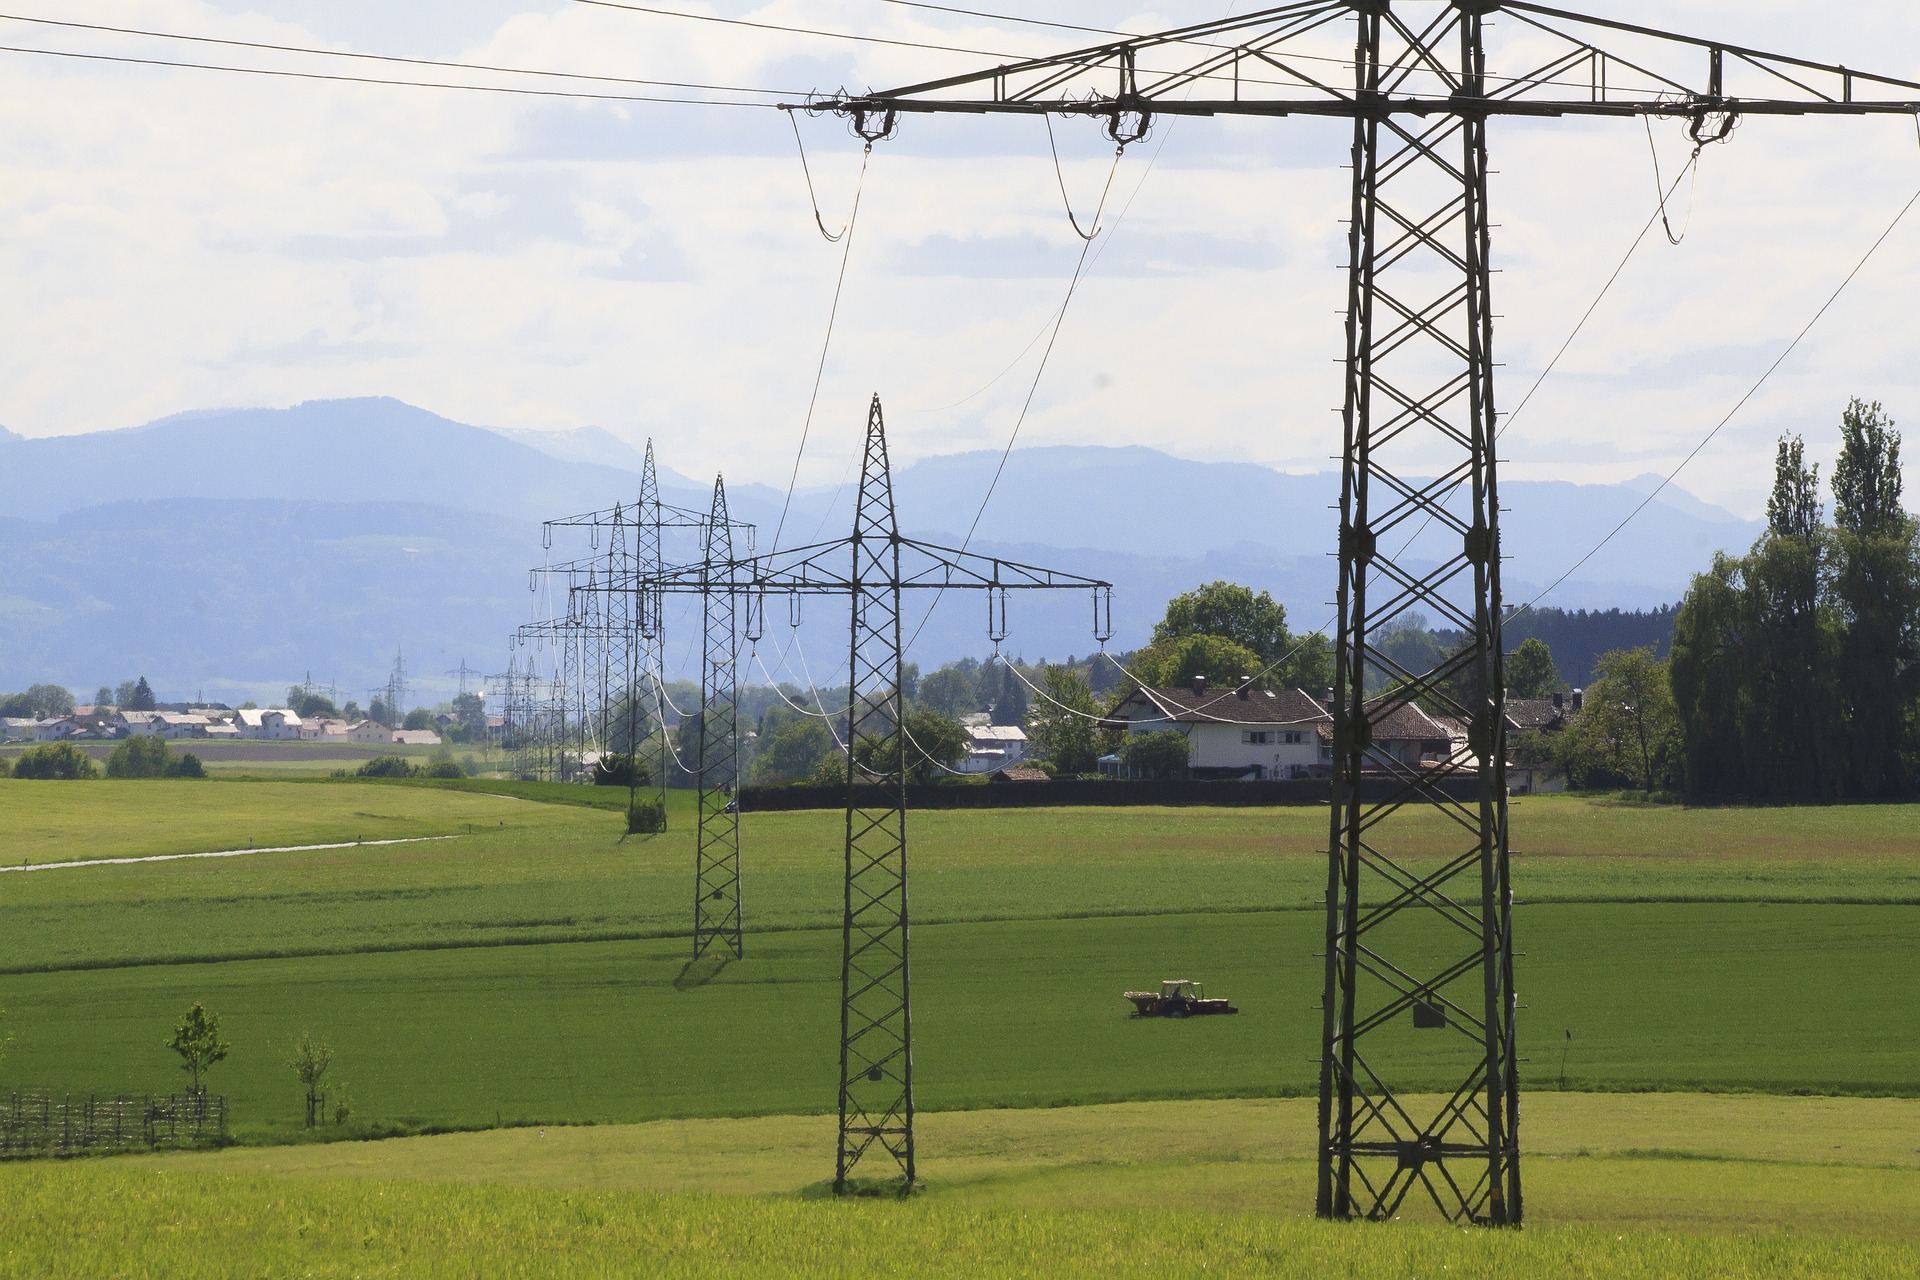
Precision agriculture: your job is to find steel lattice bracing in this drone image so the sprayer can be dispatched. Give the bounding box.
[836,394,914,1191]
[590,397,1109,1193]
[694,476,744,960]
[633,442,669,825]
[1316,8,1518,1226]
[792,0,1920,1227]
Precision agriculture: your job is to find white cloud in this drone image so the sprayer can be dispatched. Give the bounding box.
[3,0,1918,518]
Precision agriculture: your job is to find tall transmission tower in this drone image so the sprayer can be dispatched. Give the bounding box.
[447,659,483,698]
[791,1,1920,1225]
[612,395,1111,1193]
[693,476,744,960]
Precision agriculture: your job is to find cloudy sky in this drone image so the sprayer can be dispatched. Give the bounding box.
[5,0,1920,517]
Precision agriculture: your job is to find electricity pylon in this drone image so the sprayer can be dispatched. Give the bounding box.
[791,1,1920,1225]
[598,395,1112,1192]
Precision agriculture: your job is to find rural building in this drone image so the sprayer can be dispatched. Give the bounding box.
[391,729,442,746]
[32,717,85,741]
[958,724,1029,774]
[1102,679,1331,780]
[0,717,37,742]
[202,721,241,740]
[235,708,304,740]
[151,713,211,739]
[1310,700,1455,771]
[299,717,352,741]
[990,765,1050,782]
[116,710,162,737]
[348,720,395,744]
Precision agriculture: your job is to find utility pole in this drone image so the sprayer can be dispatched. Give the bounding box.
[791,1,1920,1225]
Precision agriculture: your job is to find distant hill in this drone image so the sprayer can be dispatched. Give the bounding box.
[0,399,1760,701]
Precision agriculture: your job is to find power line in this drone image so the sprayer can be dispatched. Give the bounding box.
[571,0,1025,59]
[0,40,775,107]
[0,11,798,97]
[1516,168,1920,616]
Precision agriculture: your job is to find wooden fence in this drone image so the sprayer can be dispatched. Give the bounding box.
[1,1090,228,1158]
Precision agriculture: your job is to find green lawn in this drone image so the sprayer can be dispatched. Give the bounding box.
[3,786,1916,976]
[0,905,1912,1143]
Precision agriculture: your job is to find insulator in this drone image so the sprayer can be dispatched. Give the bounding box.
[542,524,552,551]
[744,590,766,645]
[789,593,803,628]
[1093,586,1114,646]
[987,586,1009,647]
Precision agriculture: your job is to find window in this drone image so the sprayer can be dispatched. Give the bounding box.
[1282,731,1305,745]
[1241,730,1272,745]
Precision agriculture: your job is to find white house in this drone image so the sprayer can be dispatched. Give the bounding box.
[116,710,162,737]
[299,717,352,741]
[0,717,37,742]
[32,717,84,742]
[348,720,397,745]
[391,729,442,747]
[958,724,1028,774]
[1101,679,1332,780]
[151,713,211,740]
[235,708,304,740]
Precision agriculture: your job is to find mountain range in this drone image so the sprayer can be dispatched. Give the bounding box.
[0,398,1760,704]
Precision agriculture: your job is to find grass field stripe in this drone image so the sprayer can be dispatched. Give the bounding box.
[2,834,466,874]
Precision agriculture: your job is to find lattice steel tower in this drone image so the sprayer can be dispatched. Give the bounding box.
[836,394,914,1190]
[693,475,744,960]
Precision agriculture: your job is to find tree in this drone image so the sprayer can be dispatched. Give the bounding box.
[899,708,968,784]
[1555,647,1682,792]
[1833,398,1904,537]
[168,1002,230,1096]
[356,756,415,778]
[1829,399,1918,797]
[114,680,140,709]
[452,692,486,737]
[94,686,113,709]
[403,708,434,732]
[11,743,96,780]
[1024,665,1100,775]
[752,718,835,785]
[287,1032,334,1129]
[1118,728,1191,780]
[1766,434,1822,538]
[343,700,363,722]
[0,684,76,720]
[1153,581,1292,661]
[107,735,173,778]
[1132,633,1266,692]
[125,678,156,712]
[917,666,974,717]
[289,690,340,720]
[1670,554,1753,799]
[1507,638,1560,699]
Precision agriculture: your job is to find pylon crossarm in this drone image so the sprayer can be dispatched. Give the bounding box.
[790,2,1920,124]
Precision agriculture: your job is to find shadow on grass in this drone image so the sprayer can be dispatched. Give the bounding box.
[674,955,733,990]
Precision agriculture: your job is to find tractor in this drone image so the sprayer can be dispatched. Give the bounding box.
[1124,979,1238,1018]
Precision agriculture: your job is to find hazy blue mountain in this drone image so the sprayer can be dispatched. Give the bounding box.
[0,399,1761,701]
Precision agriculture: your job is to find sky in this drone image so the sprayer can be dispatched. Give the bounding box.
[4,1,1920,518]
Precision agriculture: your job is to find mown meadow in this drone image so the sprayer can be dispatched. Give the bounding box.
[0,778,1916,1273]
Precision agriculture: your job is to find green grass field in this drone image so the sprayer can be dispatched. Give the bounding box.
[1,780,1917,1273]
[4,1093,1920,1275]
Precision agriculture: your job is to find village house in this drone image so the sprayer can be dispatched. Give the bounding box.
[116,709,163,737]
[348,720,396,745]
[958,724,1028,774]
[151,712,212,740]
[0,717,38,742]
[1101,678,1331,780]
[391,729,443,747]
[235,708,303,740]
[299,717,352,742]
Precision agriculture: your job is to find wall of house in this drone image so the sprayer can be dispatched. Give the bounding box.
[1188,722,1321,776]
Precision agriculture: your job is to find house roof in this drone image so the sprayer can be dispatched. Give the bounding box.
[1313,699,1453,744]
[968,725,1027,743]
[391,730,441,745]
[990,765,1051,782]
[1106,685,1332,728]
[1505,698,1566,732]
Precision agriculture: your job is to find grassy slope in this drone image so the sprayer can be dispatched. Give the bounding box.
[130,1094,1920,1242]
[6,1167,1912,1280]
[7,1095,1920,1275]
